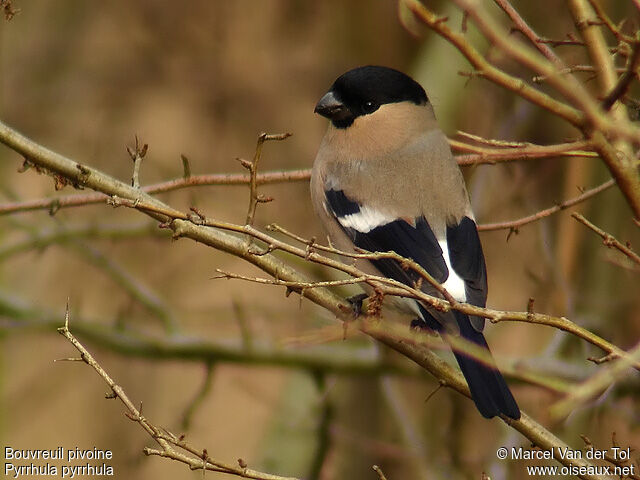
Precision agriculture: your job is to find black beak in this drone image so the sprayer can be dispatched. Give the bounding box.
[314,91,349,121]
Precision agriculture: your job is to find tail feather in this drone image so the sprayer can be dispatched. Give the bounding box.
[452,311,520,419]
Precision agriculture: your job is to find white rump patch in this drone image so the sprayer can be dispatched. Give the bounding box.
[438,240,467,302]
[337,206,394,233]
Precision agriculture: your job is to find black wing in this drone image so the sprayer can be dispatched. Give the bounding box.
[324,188,448,288]
[446,216,487,307]
[325,188,518,419]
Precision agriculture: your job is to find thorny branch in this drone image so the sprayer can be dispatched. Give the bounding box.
[1,137,598,216]
[3,1,640,476]
[243,132,291,227]
[57,305,301,480]
[601,38,640,111]
[101,192,634,369]
[0,117,620,478]
[492,0,564,65]
[1,0,19,20]
[0,169,312,216]
[21,146,633,376]
[550,340,640,420]
[478,179,616,233]
[572,213,640,266]
[404,0,640,218]
[126,135,148,189]
[1,293,577,393]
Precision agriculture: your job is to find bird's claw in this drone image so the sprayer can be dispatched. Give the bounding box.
[346,293,368,317]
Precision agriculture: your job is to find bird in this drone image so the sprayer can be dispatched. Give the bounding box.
[310,65,520,420]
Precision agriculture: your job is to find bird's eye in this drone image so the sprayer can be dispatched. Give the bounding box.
[362,101,378,114]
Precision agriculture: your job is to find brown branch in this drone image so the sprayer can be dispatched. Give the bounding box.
[572,213,640,266]
[40,172,636,374]
[0,222,162,262]
[0,118,621,479]
[126,135,148,189]
[451,139,598,166]
[57,306,300,480]
[550,340,640,419]
[586,0,635,44]
[266,223,458,305]
[0,135,598,218]
[567,0,640,218]
[412,0,640,215]
[1,0,19,20]
[456,131,530,147]
[588,130,640,219]
[602,38,640,111]
[213,269,610,392]
[0,169,311,216]
[1,141,598,218]
[243,132,291,226]
[533,65,627,84]
[478,179,615,232]
[537,36,586,47]
[363,322,607,480]
[492,0,564,65]
[402,0,585,126]
[3,293,578,393]
[454,0,600,120]
[372,465,389,480]
[209,220,637,372]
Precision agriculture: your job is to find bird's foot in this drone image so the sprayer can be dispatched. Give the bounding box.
[346,293,368,317]
[410,318,438,334]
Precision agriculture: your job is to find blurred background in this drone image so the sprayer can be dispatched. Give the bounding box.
[0,1,638,479]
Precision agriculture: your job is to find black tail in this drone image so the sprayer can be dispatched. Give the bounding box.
[452,311,520,419]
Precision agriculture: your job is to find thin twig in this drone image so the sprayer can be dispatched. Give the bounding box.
[244,132,291,226]
[402,0,585,126]
[451,139,598,166]
[0,222,162,262]
[566,0,640,218]
[537,37,586,47]
[266,223,458,304]
[602,39,640,111]
[492,0,564,65]
[0,169,311,217]
[533,65,626,83]
[57,305,301,480]
[88,188,640,372]
[0,139,598,217]
[550,341,640,419]
[586,0,635,44]
[456,131,529,147]
[372,465,389,480]
[69,241,177,332]
[478,179,615,232]
[442,0,640,216]
[572,213,640,266]
[0,116,624,477]
[1,0,19,20]
[127,136,148,189]
[181,363,216,430]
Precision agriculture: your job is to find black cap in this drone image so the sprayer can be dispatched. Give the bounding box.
[315,66,428,128]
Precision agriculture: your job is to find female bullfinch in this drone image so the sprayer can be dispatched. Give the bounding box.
[311,65,520,420]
